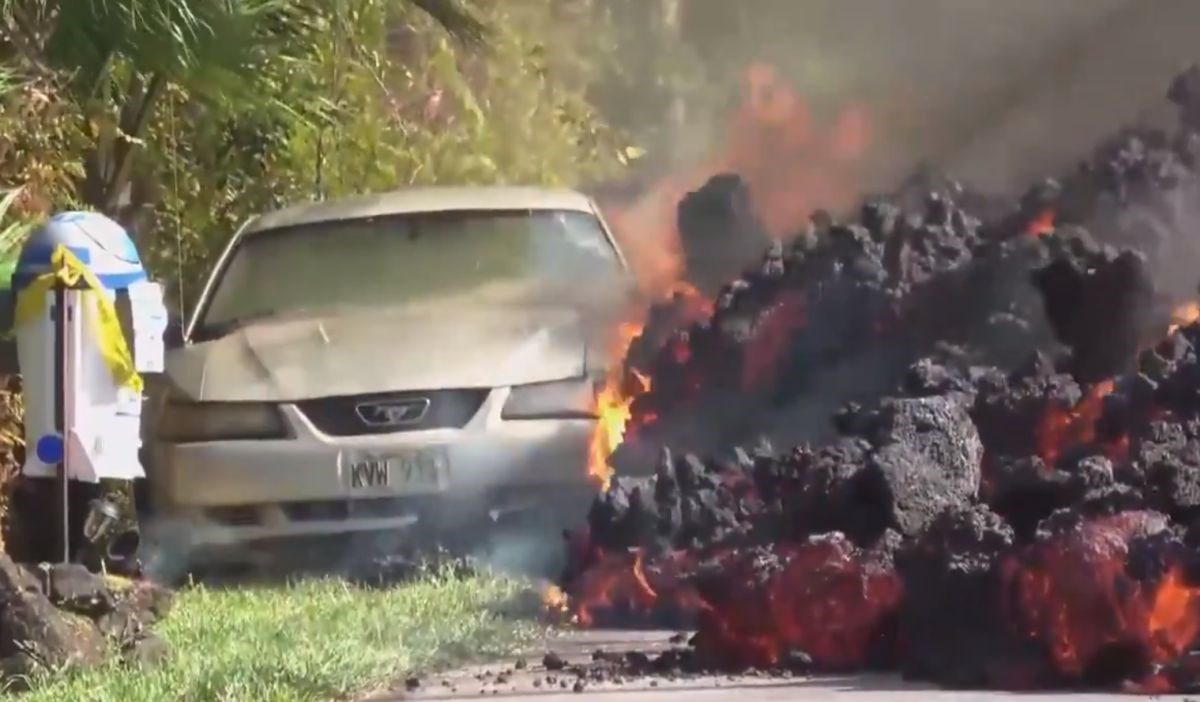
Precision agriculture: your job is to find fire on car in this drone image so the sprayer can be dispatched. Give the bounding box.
[144,186,639,569]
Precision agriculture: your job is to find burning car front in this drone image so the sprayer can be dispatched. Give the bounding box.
[144,187,636,569]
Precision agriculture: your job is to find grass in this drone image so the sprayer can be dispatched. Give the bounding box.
[17,570,541,702]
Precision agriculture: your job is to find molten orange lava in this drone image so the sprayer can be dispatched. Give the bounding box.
[1005,513,1200,679]
[1036,379,1115,468]
[740,290,807,392]
[568,548,693,628]
[694,538,902,670]
[1147,566,1200,660]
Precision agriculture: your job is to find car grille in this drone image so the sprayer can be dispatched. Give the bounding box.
[281,498,419,522]
[206,505,262,527]
[295,389,488,436]
[206,499,423,526]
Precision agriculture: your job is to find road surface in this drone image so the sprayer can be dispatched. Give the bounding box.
[364,630,1195,701]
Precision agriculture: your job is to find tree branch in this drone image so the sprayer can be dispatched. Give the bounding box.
[100,71,166,213]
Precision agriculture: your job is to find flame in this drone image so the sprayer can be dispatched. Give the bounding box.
[1026,208,1056,237]
[600,61,875,298]
[1168,301,1200,335]
[631,549,657,601]
[721,62,872,236]
[587,321,651,490]
[568,548,690,628]
[557,60,1200,691]
[672,281,716,318]
[602,188,688,298]
[541,583,570,617]
[585,282,713,489]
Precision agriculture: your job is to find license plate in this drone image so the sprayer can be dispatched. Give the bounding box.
[344,449,448,492]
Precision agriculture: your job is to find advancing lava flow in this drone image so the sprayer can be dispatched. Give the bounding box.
[557,65,1200,692]
[583,61,874,486]
[1002,511,1200,685]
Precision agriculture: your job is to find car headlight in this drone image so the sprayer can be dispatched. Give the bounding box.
[157,400,290,442]
[501,377,597,420]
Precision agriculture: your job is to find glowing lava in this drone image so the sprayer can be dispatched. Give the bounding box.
[1169,301,1200,335]
[1004,512,1200,679]
[1036,379,1115,468]
[693,536,903,670]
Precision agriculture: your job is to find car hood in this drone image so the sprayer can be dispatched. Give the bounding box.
[165,297,597,402]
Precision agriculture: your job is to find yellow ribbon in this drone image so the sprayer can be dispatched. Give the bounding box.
[13,244,143,394]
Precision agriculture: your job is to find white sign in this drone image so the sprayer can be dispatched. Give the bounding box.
[127,280,166,374]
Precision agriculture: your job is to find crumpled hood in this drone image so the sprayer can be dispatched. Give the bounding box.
[166,294,595,402]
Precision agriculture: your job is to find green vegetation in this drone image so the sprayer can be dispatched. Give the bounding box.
[18,572,538,702]
[0,0,653,297]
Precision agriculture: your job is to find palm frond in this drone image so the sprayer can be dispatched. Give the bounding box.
[0,186,33,256]
[45,0,322,100]
[0,66,23,97]
[0,184,21,212]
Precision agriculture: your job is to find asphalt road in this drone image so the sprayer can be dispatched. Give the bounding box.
[365,630,1194,701]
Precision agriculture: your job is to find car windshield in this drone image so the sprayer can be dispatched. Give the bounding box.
[193,208,622,339]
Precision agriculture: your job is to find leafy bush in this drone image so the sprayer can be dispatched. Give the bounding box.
[142,0,635,302]
[0,186,38,546]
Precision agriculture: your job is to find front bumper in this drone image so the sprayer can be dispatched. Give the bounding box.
[148,387,598,549]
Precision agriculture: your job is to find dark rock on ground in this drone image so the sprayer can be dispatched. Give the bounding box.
[123,580,175,622]
[45,563,111,615]
[122,632,170,669]
[0,553,175,683]
[0,577,106,671]
[0,557,43,596]
[96,599,149,646]
[0,654,36,693]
